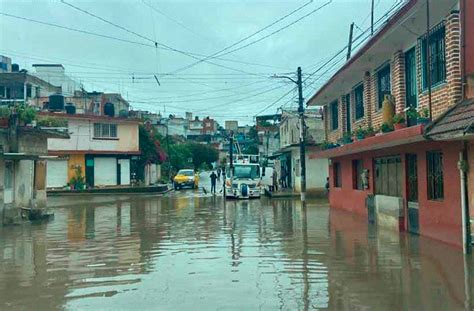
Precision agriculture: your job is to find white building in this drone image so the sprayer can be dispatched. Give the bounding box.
[277,110,328,195]
[32,64,83,96]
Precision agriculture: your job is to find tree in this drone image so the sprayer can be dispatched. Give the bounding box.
[188,143,218,170]
[139,125,167,165]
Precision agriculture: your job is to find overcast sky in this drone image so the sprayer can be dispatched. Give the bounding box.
[0,0,399,124]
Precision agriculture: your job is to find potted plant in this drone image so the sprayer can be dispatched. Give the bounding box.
[365,126,376,137]
[353,126,366,141]
[341,132,353,144]
[0,106,11,128]
[16,104,37,126]
[417,107,430,125]
[380,122,394,133]
[392,113,406,130]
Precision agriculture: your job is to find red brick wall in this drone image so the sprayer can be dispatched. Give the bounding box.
[417,11,462,119]
[392,50,406,114]
[462,0,474,77]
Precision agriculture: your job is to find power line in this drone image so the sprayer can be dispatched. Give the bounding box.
[254,87,296,116]
[168,0,316,74]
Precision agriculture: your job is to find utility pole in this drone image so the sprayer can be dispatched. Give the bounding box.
[426,0,433,120]
[272,67,306,202]
[371,0,374,36]
[347,23,354,60]
[297,67,306,203]
[229,130,234,174]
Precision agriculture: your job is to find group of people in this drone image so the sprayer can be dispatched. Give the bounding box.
[270,167,289,192]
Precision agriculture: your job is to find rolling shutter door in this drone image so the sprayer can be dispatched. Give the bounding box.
[118,159,130,185]
[47,160,68,188]
[94,157,117,186]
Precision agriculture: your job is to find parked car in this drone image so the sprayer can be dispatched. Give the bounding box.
[173,169,199,190]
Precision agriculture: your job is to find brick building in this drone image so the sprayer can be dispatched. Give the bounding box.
[307,0,472,251]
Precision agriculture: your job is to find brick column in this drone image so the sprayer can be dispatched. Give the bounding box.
[340,95,347,133]
[363,71,373,127]
[392,50,406,114]
[446,10,462,108]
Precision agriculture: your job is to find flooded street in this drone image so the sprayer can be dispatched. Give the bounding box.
[1,174,473,310]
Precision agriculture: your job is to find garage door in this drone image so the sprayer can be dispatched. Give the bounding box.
[47,160,68,188]
[94,157,117,186]
[118,159,130,185]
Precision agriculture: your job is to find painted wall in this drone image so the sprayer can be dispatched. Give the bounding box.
[14,160,34,208]
[48,119,139,153]
[290,149,328,194]
[67,154,85,182]
[328,140,464,248]
[468,141,474,233]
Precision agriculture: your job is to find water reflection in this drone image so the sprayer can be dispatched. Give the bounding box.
[0,194,472,310]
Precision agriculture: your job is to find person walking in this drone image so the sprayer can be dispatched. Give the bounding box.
[217,167,221,179]
[280,167,287,188]
[210,171,218,194]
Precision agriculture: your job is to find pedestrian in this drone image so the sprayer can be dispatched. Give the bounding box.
[280,167,287,188]
[210,171,218,194]
[217,167,221,179]
[325,177,330,194]
[272,169,278,192]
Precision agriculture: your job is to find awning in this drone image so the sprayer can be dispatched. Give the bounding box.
[425,99,474,140]
[310,125,425,159]
[1,153,39,160]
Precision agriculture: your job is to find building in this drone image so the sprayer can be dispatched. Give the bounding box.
[43,112,140,188]
[188,116,203,138]
[166,115,188,137]
[0,69,61,106]
[202,116,217,135]
[256,114,281,164]
[225,120,238,133]
[276,110,328,194]
[0,112,68,224]
[0,55,12,73]
[32,64,83,96]
[307,0,472,250]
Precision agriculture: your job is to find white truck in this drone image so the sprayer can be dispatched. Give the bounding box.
[224,154,262,199]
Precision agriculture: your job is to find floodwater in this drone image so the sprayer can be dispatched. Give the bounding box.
[0,175,473,310]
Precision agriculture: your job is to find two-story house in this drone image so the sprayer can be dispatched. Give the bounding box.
[43,112,140,188]
[276,110,328,195]
[307,0,472,250]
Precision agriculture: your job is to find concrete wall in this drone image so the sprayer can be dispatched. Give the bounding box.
[14,160,34,208]
[290,149,328,194]
[375,195,403,231]
[48,119,139,152]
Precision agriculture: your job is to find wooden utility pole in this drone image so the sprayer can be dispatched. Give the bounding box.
[347,23,354,60]
[371,0,375,35]
[297,67,306,203]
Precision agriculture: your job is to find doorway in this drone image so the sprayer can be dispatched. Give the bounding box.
[406,154,419,234]
[405,47,418,127]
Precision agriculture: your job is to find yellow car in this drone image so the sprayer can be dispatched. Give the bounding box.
[173,169,199,190]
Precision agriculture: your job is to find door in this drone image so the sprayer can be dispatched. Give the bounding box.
[405,47,418,126]
[406,154,419,234]
[94,157,118,186]
[345,93,351,134]
[118,159,130,185]
[46,159,68,188]
[85,157,94,188]
[4,161,14,204]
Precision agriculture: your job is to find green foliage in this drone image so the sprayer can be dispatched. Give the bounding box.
[406,107,419,119]
[381,122,394,133]
[0,106,11,118]
[16,104,37,124]
[37,117,68,127]
[248,125,258,141]
[354,126,366,139]
[242,143,259,154]
[366,126,376,136]
[169,143,192,170]
[341,132,353,144]
[188,143,218,169]
[139,125,166,165]
[392,113,406,124]
[69,166,85,190]
[419,107,429,118]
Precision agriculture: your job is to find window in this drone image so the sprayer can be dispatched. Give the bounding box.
[427,151,443,200]
[94,123,117,138]
[377,64,391,109]
[354,84,364,120]
[421,23,446,89]
[374,156,402,197]
[352,160,364,190]
[330,100,338,130]
[333,162,342,188]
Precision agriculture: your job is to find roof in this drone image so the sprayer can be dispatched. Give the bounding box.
[38,112,141,124]
[425,99,474,140]
[32,64,64,68]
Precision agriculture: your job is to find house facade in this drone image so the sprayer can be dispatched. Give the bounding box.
[277,110,328,195]
[43,113,140,188]
[307,0,472,250]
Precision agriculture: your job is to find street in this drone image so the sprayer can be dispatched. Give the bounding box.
[0,172,472,310]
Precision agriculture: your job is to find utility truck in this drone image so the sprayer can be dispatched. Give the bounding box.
[224,154,262,199]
